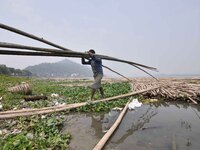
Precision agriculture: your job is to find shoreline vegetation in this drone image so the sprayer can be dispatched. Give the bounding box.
[0,75,199,149]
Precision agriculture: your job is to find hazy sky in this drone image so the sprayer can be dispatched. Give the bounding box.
[0,0,199,77]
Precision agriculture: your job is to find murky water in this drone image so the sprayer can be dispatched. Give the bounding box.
[62,102,200,150]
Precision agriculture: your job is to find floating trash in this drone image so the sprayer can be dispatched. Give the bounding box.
[142,98,159,104]
[128,98,142,110]
[112,107,123,111]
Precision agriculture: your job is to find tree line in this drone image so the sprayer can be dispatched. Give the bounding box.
[0,64,32,76]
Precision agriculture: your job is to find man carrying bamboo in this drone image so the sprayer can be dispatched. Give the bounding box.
[82,49,104,102]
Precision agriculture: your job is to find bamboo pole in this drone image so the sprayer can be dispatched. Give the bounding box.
[0,86,160,119]
[0,48,159,80]
[102,65,132,82]
[93,101,129,150]
[0,24,158,71]
[0,23,159,79]
[0,24,72,51]
[0,42,157,71]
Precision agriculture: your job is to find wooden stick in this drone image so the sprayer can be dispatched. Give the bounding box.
[0,24,158,71]
[0,86,160,119]
[0,23,72,51]
[0,48,159,80]
[0,42,157,71]
[102,65,132,82]
[24,95,48,101]
[188,97,198,104]
[0,23,159,80]
[93,101,129,150]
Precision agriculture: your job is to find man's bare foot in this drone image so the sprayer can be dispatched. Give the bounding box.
[87,99,93,104]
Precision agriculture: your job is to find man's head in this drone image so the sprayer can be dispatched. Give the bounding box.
[89,49,95,54]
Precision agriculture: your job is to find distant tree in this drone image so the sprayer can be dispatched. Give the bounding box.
[0,64,32,76]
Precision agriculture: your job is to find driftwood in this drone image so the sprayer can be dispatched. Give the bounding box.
[93,101,129,150]
[24,95,48,101]
[8,83,32,95]
[0,86,160,119]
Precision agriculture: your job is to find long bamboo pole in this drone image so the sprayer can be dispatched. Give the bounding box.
[102,65,132,82]
[0,24,72,51]
[0,86,160,119]
[0,23,159,80]
[0,48,158,80]
[0,24,158,71]
[93,101,129,150]
[0,42,157,71]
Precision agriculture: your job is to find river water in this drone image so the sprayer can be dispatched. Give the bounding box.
[62,102,200,150]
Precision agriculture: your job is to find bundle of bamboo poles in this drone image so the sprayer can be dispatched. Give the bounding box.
[131,78,200,104]
[8,82,32,95]
[0,23,158,80]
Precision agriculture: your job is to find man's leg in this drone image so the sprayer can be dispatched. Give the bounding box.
[99,87,104,98]
[91,88,96,100]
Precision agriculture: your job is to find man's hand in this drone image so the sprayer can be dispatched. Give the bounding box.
[86,51,94,57]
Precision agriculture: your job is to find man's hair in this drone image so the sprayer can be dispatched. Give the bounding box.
[89,49,95,54]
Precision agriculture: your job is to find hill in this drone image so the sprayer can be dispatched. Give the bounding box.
[25,59,92,77]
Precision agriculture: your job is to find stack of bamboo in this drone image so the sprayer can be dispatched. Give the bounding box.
[131,78,200,103]
[8,82,32,95]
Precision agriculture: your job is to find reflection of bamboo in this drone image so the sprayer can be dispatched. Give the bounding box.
[112,107,157,144]
[172,134,177,150]
[191,107,200,120]
[93,101,129,150]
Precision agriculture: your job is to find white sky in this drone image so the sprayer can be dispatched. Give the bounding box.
[0,0,200,77]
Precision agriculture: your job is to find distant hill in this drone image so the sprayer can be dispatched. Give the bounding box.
[25,59,92,77]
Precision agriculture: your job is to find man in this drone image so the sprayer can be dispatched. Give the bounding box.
[82,49,104,101]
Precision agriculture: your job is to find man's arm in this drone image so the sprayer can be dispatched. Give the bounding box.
[81,57,91,65]
[88,51,101,62]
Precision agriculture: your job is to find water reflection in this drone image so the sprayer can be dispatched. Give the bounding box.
[62,101,200,150]
[111,107,158,145]
[105,101,200,150]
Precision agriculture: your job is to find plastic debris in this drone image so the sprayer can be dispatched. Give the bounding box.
[112,107,123,111]
[26,133,34,140]
[128,98,142,110]
[142,98,159,104]
[0,103,2,110]
[51,93,59,98]
[0,97,2,101]
[41,115,46,119]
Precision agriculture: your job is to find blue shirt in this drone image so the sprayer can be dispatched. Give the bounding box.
[82,56,103,77]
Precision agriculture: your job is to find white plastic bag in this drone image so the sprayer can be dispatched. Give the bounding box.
[128,98,142,110]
